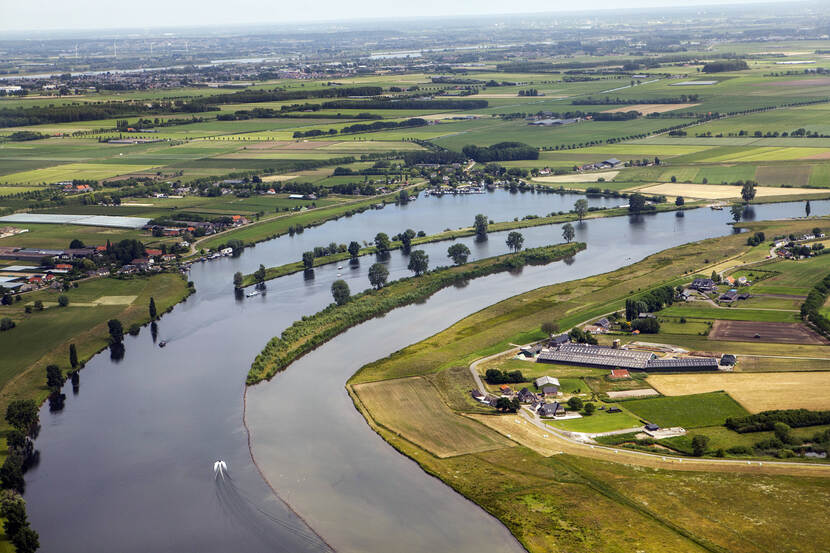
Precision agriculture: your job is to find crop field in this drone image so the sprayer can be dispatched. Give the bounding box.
[1,162,164,184]
[352,376,512,457]
[531,170,619,183]
[647,372,830,413]
[709,320,827,344]
[659,304,800,323]
[635,182,827,199]
[622,391,749,428]
[748,256,830,295]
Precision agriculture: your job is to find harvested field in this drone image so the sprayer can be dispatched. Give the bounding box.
[635,182,828,199]
[245,140,332,150]
[533,171,619,184]
[419,113,489,121]
[603,103,699,114]
[709,320,828,345]
[606,389,660,399]
[466,413,561,456]
[647,372,830,413]
[353,376,512,458]
[260,174,298,183]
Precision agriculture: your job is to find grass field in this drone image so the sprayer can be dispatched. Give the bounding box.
[546,407,643,433]
[635,182,829,200]
[659,303,800,323]
[622,392,750,428]
[352,376,512,457]
[648,372,830,413]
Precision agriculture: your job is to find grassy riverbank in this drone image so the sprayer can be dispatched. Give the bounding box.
[241,201,704,286]
[347,217,830,553]
[246,242,585,384]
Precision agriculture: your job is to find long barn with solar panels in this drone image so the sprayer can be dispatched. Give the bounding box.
[537,343,718,372]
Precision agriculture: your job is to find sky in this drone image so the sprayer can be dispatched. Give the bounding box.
[1,0,784,33]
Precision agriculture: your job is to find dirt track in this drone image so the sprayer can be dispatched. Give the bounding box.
[709,320,828,345]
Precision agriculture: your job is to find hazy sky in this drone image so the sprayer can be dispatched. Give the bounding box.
[2,0,780,32]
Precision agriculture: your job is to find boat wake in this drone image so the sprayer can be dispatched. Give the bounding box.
[213,463,331,552]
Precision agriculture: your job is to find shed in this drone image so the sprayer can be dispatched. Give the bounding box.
[644,423,660,431]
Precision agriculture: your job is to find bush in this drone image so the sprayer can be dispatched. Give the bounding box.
[725,409,830,433]
[691,434,710,456]
[631,317,660,333]
[57,295,69,307]
[0,318,14,331]
[568,396,583,411]
[485,369,524,384]
[128,323,141,336]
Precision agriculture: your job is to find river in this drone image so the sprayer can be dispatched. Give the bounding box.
[23,193,826,552]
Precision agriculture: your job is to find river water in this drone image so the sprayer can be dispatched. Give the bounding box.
[23,192,826,552]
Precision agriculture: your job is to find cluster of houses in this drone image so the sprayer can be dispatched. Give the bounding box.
[471,375,567,418]
[144,215,248,238]
[687,277,750,304]
[0,245,182,291]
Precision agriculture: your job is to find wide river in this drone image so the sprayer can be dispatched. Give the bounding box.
[23,190,826,552]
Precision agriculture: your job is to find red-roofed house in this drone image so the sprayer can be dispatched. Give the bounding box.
[610,369,631,379]
[55,263,73,270]
[145,249,163,257]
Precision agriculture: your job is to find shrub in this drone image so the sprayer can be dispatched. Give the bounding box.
[0,318,14,331]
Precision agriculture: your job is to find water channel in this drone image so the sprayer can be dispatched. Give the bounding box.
[23,191,827,552]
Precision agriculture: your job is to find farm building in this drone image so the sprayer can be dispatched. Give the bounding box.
[600,158,623,168]
[535,376,560,396]
[538,344,655,370]
[719,290,739,302]
[517,388,539,403]
[537,343,719,372]
[520,343,546,358]
[609,369,631,379]
[720,354,737,366]
[550,333,571,346]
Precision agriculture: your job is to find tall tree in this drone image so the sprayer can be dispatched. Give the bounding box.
[149,296,157,320]
[46,365,63,391]
[628,193,646,214]
[331,280,350,306]
[254,264,266,284]
[233,272,243,289]
[407,250,429,276]
[107,319,123,344]
[348,241,361,258]
[374,232,391,252]
[474,214,488,239]
[69,343,78,369]
[447,243,471,265]
[302,251,315,269]
[562,223,575,243]
[806,200,811,217]
[400,229,416,253]
[368,263,389,289]
[730,204,743,223]
[741,181,757,203]
[573,199,588,222]
[506,231,524,252]
[5,400,38,437]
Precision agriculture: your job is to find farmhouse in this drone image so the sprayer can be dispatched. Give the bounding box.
[719,290,739,302]
[600,158,623,169]
[690,278,716,291]
[517,388,539,403]
[537,402,565,418]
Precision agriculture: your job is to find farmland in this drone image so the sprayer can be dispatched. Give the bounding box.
[622,392,750,428]
[648,372,830,413]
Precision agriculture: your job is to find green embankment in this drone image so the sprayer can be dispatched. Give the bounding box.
[242,203,700,285]
[246,242,585,384]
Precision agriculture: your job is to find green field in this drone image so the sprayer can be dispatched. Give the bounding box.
[622,392,750,428]
[546,407,643,433]
[659,303,800,322]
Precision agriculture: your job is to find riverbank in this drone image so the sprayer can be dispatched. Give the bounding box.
[346,218,830,552]
[246,242,585,384]
[241,201,702,286]
[0,272,192,447]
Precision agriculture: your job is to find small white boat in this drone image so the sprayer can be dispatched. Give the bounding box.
[246,290,259,297]
[337,273,342,277]
[337,265,343,269]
